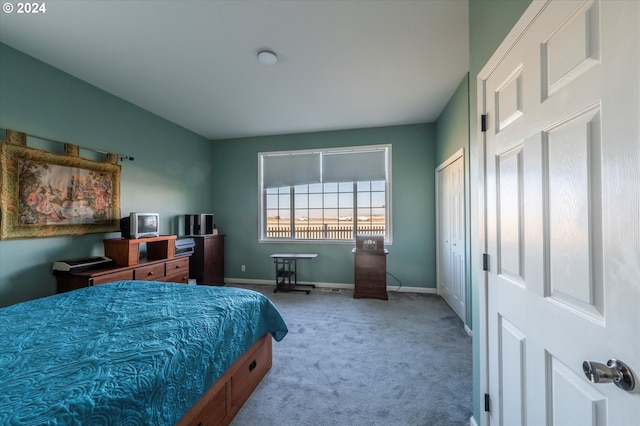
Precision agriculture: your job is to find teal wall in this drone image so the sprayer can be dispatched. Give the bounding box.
[467,0,532,422]
[435,73,471,327]
[436,74,470,166]
[210,124,437,290]
[0,43,213,307]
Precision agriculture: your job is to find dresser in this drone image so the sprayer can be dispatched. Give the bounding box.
[353,248,389,300]
[56,256,190,292]
[55,235,190,293]
[189,234,225,285]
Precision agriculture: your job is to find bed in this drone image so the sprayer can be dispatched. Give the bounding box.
[0,281,288,425]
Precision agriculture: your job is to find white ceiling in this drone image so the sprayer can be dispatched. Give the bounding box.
[0,0,469,140]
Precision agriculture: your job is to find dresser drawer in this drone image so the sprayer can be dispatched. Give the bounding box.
[355,269,385,282]
[134,263,165,281]
[354,282,388,300]
[355,279,386,290]
[165,271,190,284]
[166,258,189,275]
[92,270,134,285]
[355,254,385,267]
[164,258,189,283]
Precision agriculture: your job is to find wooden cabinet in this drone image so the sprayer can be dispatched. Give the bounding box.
[103,235,176,266]
[55,235,189,293]
[353,248,388,300]
[190,235,225,285]
[56,256,190,292]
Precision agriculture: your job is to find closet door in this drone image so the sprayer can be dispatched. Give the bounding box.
[436,150,466,323]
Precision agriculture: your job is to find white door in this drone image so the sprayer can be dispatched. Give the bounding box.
[481,1,639,424]
[437,150,466,323]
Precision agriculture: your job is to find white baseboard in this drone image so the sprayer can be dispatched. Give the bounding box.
[464,324,472,336]
[223,278,437,294]
[392,285,437,294]
[470,415,479,426]
[224,278,276,286]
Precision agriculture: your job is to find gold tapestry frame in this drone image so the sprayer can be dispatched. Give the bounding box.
[0,130,121,239]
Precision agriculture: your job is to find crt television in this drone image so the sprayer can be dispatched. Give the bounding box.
[120,212,160,239]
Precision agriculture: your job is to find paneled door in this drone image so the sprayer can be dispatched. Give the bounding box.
[481,1,639,424]
[436,149,466,323]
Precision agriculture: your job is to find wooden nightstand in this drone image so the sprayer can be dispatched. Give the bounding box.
[353,248,388,300]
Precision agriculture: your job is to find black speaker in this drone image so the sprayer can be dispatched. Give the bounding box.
[202,214,214,235]
[184,214,197,236]
[184,214,214,235]
[120,217,131,239]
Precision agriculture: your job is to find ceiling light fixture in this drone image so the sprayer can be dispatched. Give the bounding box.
[257,50,278,65]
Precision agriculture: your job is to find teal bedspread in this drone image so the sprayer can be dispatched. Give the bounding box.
[0,281,288,425]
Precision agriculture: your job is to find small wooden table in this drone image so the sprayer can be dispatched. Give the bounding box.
[270,253,318,294]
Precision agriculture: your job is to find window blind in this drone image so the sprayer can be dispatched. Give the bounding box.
[262,153,321,189]
[262,147,387,188]
[322,150,386,183]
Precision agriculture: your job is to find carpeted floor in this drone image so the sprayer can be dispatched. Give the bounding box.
[229,284,472,426]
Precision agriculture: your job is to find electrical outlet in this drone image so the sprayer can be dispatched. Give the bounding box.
[241,265,246,272]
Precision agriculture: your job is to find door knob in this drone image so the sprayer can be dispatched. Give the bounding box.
[582,359,635,391]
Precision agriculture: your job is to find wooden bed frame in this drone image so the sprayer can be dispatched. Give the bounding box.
[178,334,273,426]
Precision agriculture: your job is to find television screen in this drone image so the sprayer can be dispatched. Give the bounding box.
[138,215,158,233]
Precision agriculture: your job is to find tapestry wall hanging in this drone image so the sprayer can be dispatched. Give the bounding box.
[0,130,121,239]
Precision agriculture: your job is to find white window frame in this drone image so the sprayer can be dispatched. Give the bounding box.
[258,144,392,244]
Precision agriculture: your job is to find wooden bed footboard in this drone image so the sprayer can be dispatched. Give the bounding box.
[178,334,273,426]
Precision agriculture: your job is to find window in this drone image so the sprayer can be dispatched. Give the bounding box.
[259,145,391,242]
